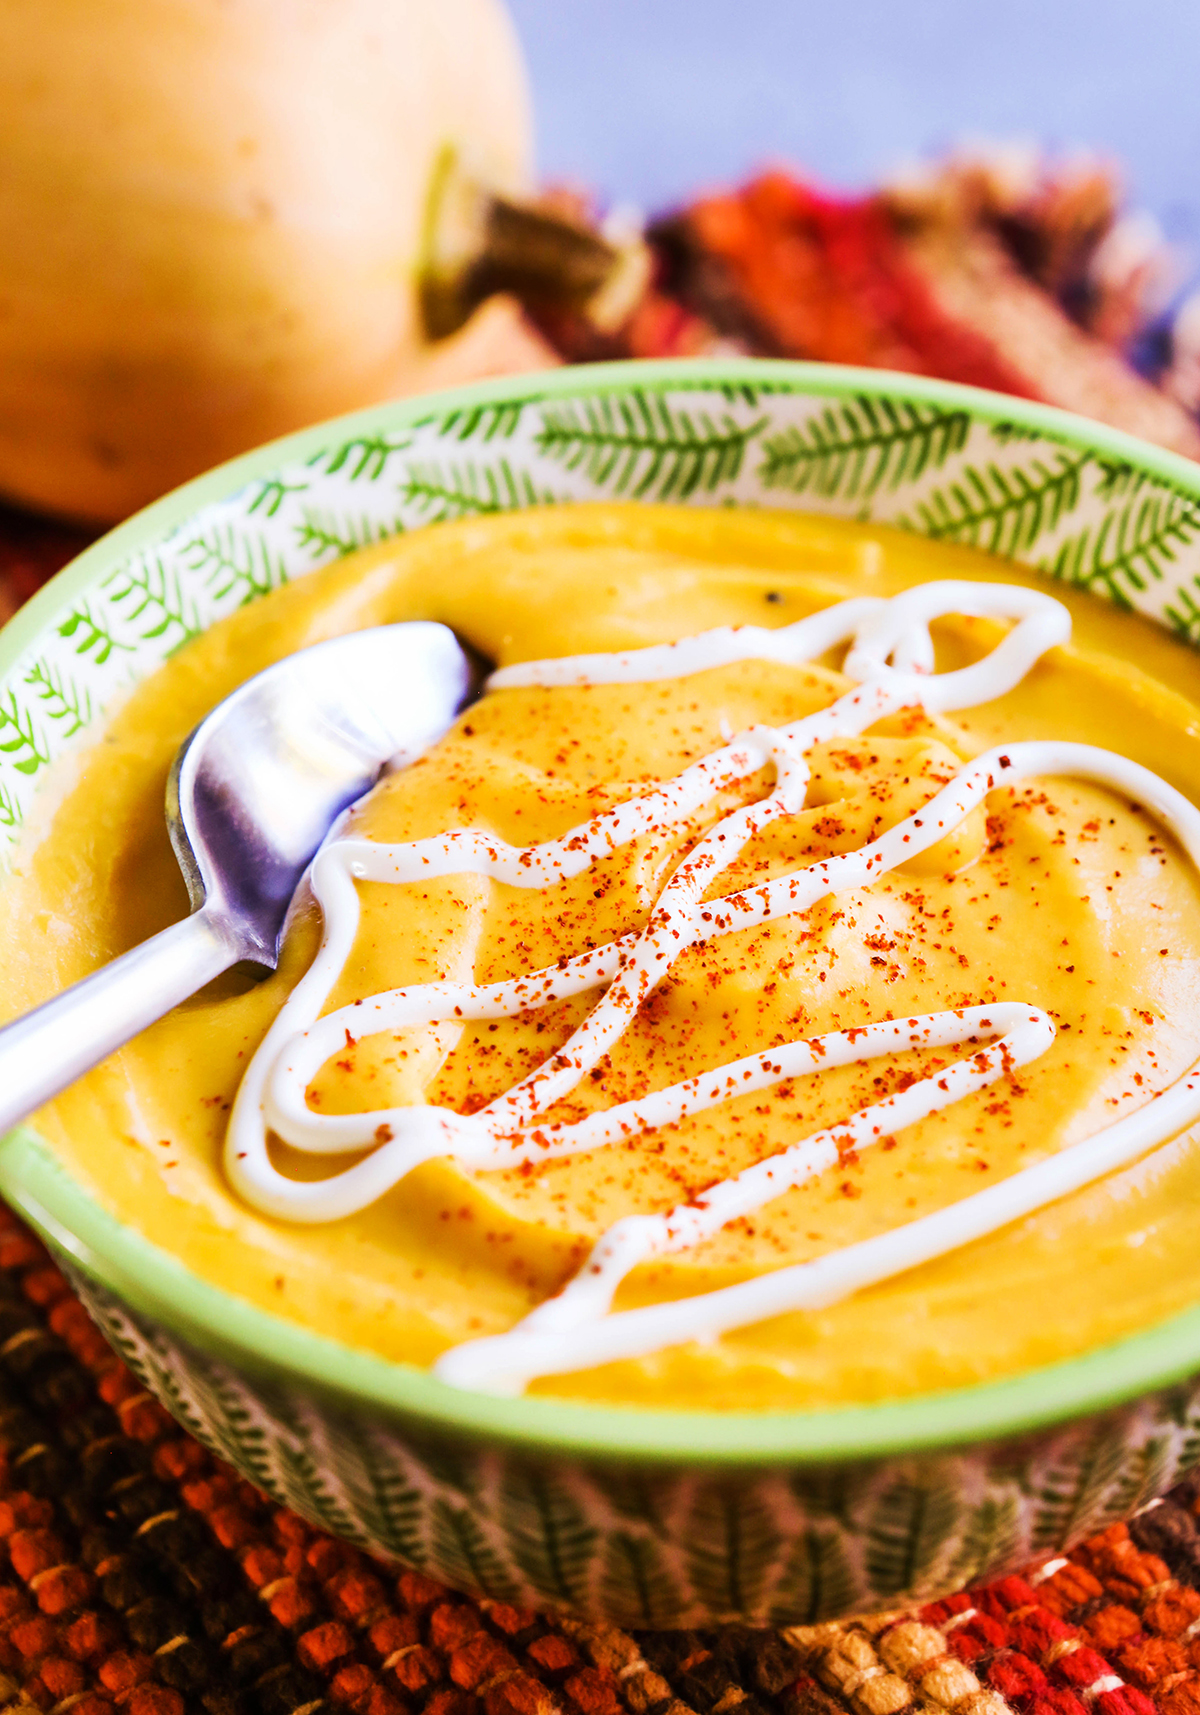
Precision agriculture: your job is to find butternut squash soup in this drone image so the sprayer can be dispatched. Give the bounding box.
[6,503,1200,1411]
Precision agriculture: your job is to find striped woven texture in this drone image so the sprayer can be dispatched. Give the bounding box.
[0,1201,1199,1715]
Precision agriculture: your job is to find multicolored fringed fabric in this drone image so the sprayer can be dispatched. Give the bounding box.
[0,504,94,629]
[1,1202,1200,1715]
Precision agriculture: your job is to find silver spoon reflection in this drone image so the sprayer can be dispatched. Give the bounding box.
[0,623,479,1138]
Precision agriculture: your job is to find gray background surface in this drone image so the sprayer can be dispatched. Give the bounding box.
[506,0,1200,246]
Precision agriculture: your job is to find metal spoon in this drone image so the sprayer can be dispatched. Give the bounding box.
[0,622,479,1138]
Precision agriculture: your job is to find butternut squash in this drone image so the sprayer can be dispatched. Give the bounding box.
[0,0,534,522]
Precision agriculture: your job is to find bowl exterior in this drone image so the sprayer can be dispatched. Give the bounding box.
[4,358,1200,1624]
[71,1266,1200,1627]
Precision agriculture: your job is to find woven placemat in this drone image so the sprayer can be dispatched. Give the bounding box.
[0,1200,1199,1715]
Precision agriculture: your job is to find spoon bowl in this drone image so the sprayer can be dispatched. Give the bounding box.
[0,621,478,1134]
[169,621,477,967]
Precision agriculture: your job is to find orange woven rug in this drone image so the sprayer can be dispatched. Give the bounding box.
[0,1201,1199,1715]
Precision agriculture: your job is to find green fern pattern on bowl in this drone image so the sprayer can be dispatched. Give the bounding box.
[3,375,1200,844]
[70,1271,1200,1627]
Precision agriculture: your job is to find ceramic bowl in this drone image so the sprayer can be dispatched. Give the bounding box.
[5,358,1200,1629]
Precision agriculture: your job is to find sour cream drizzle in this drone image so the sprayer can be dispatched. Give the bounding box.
[225,581,1200,1396]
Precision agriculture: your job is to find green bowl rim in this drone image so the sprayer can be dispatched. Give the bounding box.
[5,354,1200,1468]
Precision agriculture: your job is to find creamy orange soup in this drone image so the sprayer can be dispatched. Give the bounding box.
[4,504,1200,1410]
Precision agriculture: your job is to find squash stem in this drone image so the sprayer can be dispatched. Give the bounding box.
[421,158,647,340]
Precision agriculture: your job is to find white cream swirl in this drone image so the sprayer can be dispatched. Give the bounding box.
[224,580,1200,1396]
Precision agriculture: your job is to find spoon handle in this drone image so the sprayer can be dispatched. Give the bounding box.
[0,908,239,1138]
